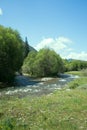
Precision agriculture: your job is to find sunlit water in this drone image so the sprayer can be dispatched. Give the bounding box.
[0,74,79,97]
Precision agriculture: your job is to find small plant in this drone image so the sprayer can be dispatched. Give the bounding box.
[1,117,15,130]
[68,81,79,89]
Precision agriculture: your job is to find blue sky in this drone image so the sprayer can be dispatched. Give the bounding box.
[0,0,87,60]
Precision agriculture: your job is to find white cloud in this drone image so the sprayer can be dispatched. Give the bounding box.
[35,36,72,52]
[65,51,87,61]
[35,36,87,61]
[0,8,3,15]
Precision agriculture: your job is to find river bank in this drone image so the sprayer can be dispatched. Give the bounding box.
[0,71,87,130]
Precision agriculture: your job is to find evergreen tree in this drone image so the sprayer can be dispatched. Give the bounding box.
[24,37,30,58]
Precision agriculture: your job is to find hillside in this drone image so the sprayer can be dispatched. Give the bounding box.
[29,46,37,52]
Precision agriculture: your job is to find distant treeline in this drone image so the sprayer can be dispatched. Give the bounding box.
[64,59,87,71]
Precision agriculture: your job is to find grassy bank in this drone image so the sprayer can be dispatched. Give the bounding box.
[0,90,87,130]
[0,71,87,130]
[66,69,87,77]
[66,70,87,89]
[65,71,83,76]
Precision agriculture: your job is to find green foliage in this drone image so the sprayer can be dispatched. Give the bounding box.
[1,117,15,130]
[68,81,79,89]
[22,51,37,74]
[22,48,64,77]
[64,59,87,72]
[0,25,24,83]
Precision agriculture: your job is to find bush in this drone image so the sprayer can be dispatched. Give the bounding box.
[69,82,79,89]
[22,48,64,77]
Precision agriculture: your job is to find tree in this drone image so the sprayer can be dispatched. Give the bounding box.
[24,37,30,58]
[0,25,24,83]
[22,48,64,77]
[22,51,37,75]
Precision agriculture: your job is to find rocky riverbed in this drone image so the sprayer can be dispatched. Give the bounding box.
[0,74,79,97]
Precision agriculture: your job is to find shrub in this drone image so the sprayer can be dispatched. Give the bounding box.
[68,80,79,89]
[22,48,64,77]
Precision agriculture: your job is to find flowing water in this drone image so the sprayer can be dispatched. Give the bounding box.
[0,74,79,97]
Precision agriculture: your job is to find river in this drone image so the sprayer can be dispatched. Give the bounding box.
[0,74,79,97]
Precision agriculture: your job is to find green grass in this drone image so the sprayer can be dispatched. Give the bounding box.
[66,70,87,89]
[0,89,87,130]
[66,77,87,89]
[66,69,87,77]
[0,70,87,130]
[65,71,83,76]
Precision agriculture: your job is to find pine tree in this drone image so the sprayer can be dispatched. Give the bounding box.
[24,37,30,58]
